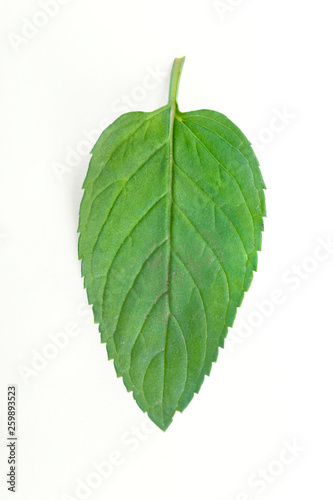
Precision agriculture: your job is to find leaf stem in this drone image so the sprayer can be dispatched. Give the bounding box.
[168,56,186,105]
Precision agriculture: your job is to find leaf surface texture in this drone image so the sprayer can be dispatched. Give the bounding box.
[79,58,266,430]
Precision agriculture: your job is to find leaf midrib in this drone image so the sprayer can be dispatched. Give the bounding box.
[160,97,176,425]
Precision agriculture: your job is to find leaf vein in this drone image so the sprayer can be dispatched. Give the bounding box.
[100,197,168,324]
[90,106,168,191]
[173,202,231,337]
[174,161,248,259]
[109,238,168,347]
[172,251,207,406]
[90,140,168,261]
[177,118,255,230]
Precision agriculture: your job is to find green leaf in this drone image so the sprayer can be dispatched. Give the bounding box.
[78,57,266,430]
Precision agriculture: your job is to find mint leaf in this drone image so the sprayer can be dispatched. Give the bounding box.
[78,57,266,430]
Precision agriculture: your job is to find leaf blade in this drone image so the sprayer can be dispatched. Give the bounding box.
[79,58,265,430]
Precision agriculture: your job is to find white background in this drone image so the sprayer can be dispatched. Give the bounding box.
[1,0,333,499]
